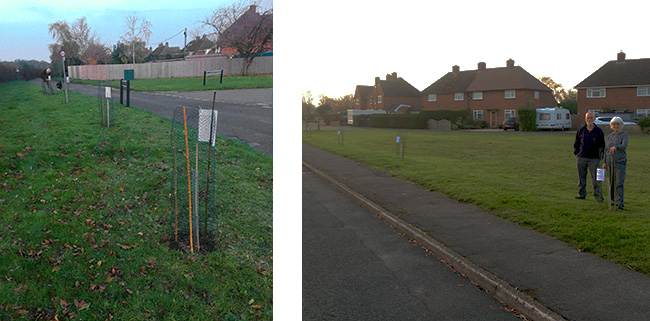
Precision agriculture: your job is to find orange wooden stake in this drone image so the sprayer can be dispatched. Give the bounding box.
[182,107,194,253]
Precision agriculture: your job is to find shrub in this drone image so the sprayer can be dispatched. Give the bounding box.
[369,114,427,129]
[638,116,650,133]
[517,99,537,131]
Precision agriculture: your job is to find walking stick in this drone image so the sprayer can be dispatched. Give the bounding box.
[612,160,617,211]
[606,160,611,210]
[182,107,194,253]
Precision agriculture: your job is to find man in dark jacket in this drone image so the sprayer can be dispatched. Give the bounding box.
[40,68,55,95]
[573,111,605,201]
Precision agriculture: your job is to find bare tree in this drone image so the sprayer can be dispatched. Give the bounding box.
[121,13,152,64]
[202,1,273,75]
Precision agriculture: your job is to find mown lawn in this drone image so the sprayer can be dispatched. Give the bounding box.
[0,81,272,320]
[303,129,650,275]
[71,74,273,92]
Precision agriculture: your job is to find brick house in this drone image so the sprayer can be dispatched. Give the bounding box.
[421,59,557,128]
[574,51,650,127]
[353,72,422,113]
[216,5,273,58]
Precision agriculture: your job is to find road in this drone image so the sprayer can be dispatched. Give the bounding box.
[302,165,521,320]
[62,82,273,155]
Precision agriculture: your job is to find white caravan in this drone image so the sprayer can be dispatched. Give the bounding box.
[536,108,571,130]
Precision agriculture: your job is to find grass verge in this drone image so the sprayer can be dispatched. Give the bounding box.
[71,74,273,92]
[303,129,650,275]
[0,81,272,320]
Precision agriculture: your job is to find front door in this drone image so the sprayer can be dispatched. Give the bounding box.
[490,110,498,128]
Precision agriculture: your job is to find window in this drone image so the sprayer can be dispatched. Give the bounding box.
[587,88,606,98]
[356,98,360,105]
[369,98,373,105]
[377,95,382,104]
[534,91,539,99]
[428,94,437,102]
[566,113,570,120]
[637,109,650,117]
[588,109,601,117]
[473,92,483,100]
[505,110,516,119]
[637,86,650,96]
[473,110,483,120]
[539,113,550,120]
[455,92,464,101]
[505,90,516,99]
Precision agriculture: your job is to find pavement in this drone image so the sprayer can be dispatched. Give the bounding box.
[303,142,650,321]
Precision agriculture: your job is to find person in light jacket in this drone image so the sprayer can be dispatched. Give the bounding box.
[602,117,628,210]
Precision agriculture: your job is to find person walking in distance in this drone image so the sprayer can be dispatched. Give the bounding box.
[573,111,605,201]
[602,117,628,210]
[40,68,55,95]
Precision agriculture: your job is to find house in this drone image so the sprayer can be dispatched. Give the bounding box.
[146,42,183,62]
[354,85,374,110]
[421,59,557,128]
[353,72,422,113]
[216,5,273,58]
[574,51,650,127]
[185,35,225,59]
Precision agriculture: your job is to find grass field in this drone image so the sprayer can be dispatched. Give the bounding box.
[0,81,272,320]
[71,74,273,92]
[303,129,650,275]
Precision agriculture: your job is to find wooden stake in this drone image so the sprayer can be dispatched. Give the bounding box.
[183,107,194,253]
[196,142,200,251]
[173,130,179,241]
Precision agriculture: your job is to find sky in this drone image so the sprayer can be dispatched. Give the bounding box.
[0,0,273,63]
[287,0,650,101]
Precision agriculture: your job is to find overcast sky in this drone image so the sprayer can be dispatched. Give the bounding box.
[0,0,272,62]
[288,0,649,100]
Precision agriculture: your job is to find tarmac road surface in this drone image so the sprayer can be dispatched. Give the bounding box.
[47,81,272,155]
[302,165,521,320]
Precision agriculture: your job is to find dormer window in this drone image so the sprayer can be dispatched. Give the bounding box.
[455,92,464,101]
[505,90,516,99]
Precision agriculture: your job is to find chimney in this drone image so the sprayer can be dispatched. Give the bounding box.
[375,77,380,86]
[617,51,626,62]
[391,72,397,80]
[165,42,169,47]
[386,73,391,80]
[506,58,515,68]
[478,62,486,71]
[249,5,257,13]
[452,65,460,73]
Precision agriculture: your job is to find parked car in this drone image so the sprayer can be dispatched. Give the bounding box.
[503,117,519,131]
[594,116,637,126]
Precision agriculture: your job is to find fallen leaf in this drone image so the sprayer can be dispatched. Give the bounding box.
[74,299,89,311]
[120,244,136,250]
[251,304,262,309]
[52,266,60,272]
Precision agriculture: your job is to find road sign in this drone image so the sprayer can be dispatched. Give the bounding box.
[60,50,65,57]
